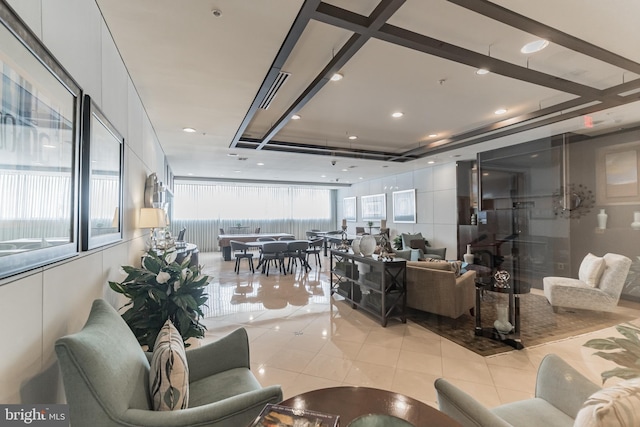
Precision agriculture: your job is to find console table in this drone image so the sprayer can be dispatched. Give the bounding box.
[330,249,406,327]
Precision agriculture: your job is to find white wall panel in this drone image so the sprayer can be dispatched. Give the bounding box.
[100,24,128,139]
[6,0,41,39]
[0,274,42,403]
[42,0,102,103]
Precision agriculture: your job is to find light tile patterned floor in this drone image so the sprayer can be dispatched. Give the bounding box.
[198,252,640,409]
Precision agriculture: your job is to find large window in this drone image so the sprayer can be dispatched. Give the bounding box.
[174,183,332,220]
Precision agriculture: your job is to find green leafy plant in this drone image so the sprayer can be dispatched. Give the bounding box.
[393,235,403,250]
[367,221,373,227]
[109,249,211,350]
[583,322,640,384]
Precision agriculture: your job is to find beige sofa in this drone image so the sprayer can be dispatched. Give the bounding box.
[405,260,476,319]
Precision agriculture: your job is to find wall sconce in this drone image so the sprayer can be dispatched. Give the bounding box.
[139,208,167,249]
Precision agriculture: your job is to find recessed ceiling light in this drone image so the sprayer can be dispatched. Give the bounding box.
[187,173,194,176]
[427,160,435,164]
[227,153,238,157]
[43,144,56,149]
[359,177,363,180]
[183,127,197,133]
[330,73,343,81]
[291,114,301,120]
[321,175,326,178]
[476,68,490,75]
[257,162,264,166]
[520,39,549,54]
[391,112,404,118]
[234,170,241,173]
[341,169,348,172]
[348,135,357,140]
[428,134,438,138]
[494,108,508,115]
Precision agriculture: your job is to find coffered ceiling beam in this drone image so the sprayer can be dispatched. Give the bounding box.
[255,0,406,150]
[448,0,640,76]
[229,0,322,148]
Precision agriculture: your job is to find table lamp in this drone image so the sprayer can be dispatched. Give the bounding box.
[139,208,167,249]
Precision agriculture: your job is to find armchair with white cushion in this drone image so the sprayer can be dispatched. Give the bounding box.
[543,252,631,312]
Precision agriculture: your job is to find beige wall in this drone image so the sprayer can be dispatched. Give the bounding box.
[0,0,167,403]
[337,162,459,259]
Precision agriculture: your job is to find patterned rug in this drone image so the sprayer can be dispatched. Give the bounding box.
[408,292,636,357]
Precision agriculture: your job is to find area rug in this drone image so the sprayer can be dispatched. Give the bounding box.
[407,292,636,357]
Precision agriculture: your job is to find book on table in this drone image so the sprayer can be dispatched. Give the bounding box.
[248,403,339,427]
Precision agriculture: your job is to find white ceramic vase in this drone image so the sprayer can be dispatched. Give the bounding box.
[463,244,474,264]
[597,209,608,229]
[493,304,513,334]
[359,235,376,257]
[351,236,362,255]
[632,211,640,230]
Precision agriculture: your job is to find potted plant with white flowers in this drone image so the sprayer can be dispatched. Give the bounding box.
[109,249,211,350]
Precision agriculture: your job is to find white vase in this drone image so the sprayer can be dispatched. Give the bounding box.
[632,211,640,230]
[597,209,608,229]
[463,244,474,264]
[351,236,362,255]
[494,304,513,334]
[359,235,376,257]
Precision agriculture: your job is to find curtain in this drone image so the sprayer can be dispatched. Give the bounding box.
[171,183,336,251]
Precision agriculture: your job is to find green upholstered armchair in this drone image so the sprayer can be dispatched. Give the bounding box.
[434,354,600,427]
[55,299,282,427]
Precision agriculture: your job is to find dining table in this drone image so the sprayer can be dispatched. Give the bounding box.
[218,233,294,260]
[246,240,313,273]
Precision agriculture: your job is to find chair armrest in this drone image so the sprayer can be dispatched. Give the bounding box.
[122,385,283,427]
[435,378,512,427]
[187,328,251,383]
[535,354,600,418]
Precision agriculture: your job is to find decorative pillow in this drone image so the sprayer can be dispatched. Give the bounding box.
[449,260,463,277]
[409,238,427,253]
[573,377,640,427]
[401,233,424,250]
[408,259,451,271]
[149,320,189,411]
[578,253,605,287]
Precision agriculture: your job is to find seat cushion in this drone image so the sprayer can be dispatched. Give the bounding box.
[149,320,189,410]
[189,367,263,408]
[578,253,605,287]
[492,397,574,427]
[573,377,640,427]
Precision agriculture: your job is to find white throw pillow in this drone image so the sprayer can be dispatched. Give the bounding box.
[578,253,605,287]
[574,377,640,427]
[149,319,189,411]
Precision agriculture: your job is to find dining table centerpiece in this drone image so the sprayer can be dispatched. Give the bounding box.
[109,249,211,350]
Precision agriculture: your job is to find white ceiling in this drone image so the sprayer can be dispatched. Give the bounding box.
[96,0,640,187]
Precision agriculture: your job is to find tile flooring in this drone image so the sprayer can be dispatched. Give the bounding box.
[198,252,640,410]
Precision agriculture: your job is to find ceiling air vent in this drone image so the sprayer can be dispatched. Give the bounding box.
[259,71,290,110]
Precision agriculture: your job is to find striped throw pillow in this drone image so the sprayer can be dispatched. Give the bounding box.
[149,320,189,411]
[574,377,640,426]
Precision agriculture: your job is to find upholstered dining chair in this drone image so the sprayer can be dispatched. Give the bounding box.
[55,299,282,427]
[260,241,288,276]
[286,240,310,273]
[305,238,323,268]
[230,240,254,274]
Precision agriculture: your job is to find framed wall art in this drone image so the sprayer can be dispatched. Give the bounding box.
[81,95,124,251]
[343,196,356,222]
[595,141,640,205]
[392,189,416,223]
[0,4,82,279]
[361,193,386,221]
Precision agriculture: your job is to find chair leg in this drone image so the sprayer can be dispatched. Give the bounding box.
[248,257,254,273]
[234,257,240,274]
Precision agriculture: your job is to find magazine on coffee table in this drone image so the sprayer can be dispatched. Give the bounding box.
[248,403,339,427]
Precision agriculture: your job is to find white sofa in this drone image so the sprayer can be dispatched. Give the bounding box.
[543,253,631,312]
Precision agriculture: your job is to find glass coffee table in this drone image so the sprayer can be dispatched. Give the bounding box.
[279,386,461,426]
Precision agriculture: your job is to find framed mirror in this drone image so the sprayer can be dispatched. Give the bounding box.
[0,3,81,279]
[80,95,124,250]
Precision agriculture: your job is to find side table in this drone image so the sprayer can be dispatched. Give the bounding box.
[474,275,531,350]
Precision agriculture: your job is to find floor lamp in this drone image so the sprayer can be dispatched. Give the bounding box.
[139,208,167,250]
